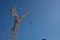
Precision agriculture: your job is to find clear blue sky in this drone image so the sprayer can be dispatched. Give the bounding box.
[0,0,60,40]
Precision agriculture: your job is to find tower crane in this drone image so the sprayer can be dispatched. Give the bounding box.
[8,6,30,40]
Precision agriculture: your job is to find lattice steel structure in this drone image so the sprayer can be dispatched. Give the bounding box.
[8,6,30,40]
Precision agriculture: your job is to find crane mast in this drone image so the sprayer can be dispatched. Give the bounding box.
[8,6,30,40]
